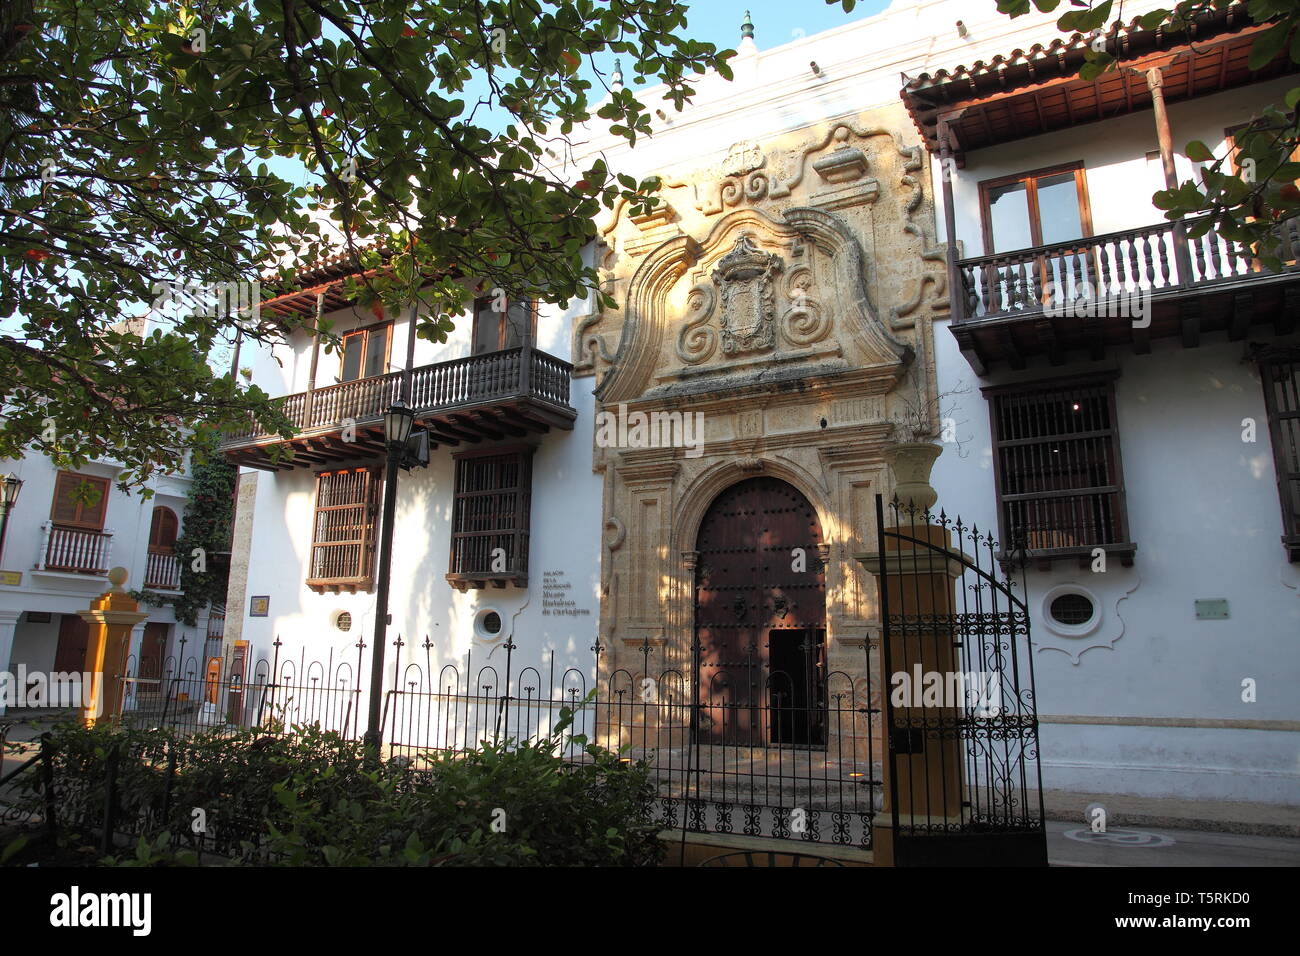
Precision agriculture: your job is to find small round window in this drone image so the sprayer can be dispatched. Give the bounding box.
[335,611,353,632]
[1049,593,1094,627]
[474,609,504,641]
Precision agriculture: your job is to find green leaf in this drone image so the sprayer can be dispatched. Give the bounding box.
[0,835,29,865]
[1250,22,1291,71]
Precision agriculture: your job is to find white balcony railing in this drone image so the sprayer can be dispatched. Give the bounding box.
[37,522,113,574]
[144,548,182,590]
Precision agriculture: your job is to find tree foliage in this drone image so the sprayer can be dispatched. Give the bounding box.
[0,0,733,486]
[995,0,1300,266]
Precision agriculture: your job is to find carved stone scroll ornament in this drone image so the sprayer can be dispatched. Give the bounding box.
[780,265,831,347]
[675,283,717,365]
[713,235,782,356]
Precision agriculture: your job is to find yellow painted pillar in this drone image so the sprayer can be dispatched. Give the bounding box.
[855,443,967,865]
[858,524,966,865]
[78,567,148,727]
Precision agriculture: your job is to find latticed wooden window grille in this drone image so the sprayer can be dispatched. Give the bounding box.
[986,375,1132,564]
[308,467,380,591]
[448,448,532,587]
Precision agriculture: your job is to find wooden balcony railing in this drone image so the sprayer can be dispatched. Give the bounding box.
[144,548,182,590]
[38,522,113,574]
[222,345,574,446]
[956,218,1300,322]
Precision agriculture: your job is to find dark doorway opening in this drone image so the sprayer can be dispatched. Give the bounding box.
[768,628,827,747]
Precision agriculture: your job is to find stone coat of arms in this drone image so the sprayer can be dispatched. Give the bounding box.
[712,234,782,355]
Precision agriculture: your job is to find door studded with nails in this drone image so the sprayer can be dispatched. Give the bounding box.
[693,477,827,746]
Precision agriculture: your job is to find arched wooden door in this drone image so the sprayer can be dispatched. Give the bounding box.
[693,477,827,747]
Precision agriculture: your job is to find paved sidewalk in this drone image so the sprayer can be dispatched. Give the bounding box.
[1043,788,1300,838]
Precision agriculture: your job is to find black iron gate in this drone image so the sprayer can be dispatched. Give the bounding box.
[876,495,1047,866]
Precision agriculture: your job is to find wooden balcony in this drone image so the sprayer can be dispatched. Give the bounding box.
[38,523,113,575]
[951,220,1300,372]
[144,549,182,590]
[221,346,576,470]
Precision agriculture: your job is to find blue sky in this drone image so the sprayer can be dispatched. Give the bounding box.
[670,1,891,51]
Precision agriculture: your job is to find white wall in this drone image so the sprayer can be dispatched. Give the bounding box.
[918,19,1300,803]
[234,292,603,698]
[930,325,1300,803]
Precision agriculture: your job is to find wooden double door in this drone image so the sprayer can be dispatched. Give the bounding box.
[693,477,827,747]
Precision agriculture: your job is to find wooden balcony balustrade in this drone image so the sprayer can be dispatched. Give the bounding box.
[144,548,182,590]
[220,345,576,470]
[951,219,1300,372]
[37,522,113,574]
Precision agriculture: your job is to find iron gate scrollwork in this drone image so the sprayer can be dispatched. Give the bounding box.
[876,494,1047,866]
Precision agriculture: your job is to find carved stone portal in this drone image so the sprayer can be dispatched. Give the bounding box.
[581,107,945,691]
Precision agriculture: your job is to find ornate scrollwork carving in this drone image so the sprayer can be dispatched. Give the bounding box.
[675,283,717,365]
[605,516,626,551]
[782,301,830,347]
[780,265,831,347]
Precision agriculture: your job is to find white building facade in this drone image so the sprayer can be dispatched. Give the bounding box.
[225,0,1298,808]
[0,449,207,717]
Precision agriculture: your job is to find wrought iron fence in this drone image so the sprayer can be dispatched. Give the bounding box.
[8,501,1046,863]
[105,634,882,851]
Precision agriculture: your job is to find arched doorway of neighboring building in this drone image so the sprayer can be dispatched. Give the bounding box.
[693,476,827,747]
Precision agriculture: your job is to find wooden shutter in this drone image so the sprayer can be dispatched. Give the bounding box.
[148,507,179,551]
[1258,349,1300,559]
[340,331,364,382]
[49,472,110,529]
[363,325,390,378]
[472,297,503,354]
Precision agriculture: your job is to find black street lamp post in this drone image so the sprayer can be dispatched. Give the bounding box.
[364,400,416,754]
[0,474,23,567]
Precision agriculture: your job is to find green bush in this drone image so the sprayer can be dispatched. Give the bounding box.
[6,710,662,867]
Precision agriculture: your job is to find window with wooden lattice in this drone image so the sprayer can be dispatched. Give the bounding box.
[307,468,381,592]
[447,447,533,590]
[1256,346,1300,561]
[984,374,1135,568]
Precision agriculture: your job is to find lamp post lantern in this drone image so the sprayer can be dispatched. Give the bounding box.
[0,474,23,566]
[364,401,416,754]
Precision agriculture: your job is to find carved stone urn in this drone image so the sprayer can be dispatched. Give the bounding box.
[885,441,942,512]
